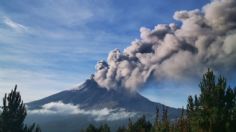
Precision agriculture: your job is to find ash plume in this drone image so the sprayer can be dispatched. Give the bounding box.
[94,0,236,91]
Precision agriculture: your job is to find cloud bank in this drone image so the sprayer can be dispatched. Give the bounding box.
[28,101,136,121]
[94,0,236,91]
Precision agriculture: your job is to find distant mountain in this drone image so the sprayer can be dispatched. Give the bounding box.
[26,78,182,132]
[27,78,181,118]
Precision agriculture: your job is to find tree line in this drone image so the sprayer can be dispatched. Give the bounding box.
[0,69,236,132]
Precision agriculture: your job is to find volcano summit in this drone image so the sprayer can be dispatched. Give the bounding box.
[27,78,181,118]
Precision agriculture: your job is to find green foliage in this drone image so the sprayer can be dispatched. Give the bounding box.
[117,116,152,132]
[98,124,110,132]
[86,124,97,132]
[84,123,111,132]
[161,106,169,132]
[187,69,236,132]
[152,105,170,132]
[132,115,152,132]
[0,85,41,132]
[117,126,126,132]
[152,107,160,132]
[175,108,189,132]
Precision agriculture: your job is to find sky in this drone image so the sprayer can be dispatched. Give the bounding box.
[0,0,211,108]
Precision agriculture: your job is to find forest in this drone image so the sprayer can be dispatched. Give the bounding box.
[0,69,236,132]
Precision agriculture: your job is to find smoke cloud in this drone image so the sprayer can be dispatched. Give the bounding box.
[94,0,236,91]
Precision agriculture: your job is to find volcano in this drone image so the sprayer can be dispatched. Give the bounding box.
[27,78,181,118]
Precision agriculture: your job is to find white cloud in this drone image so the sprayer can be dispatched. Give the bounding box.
[28,101,136,121]
[3,16,28,33]
[28,101,80,114]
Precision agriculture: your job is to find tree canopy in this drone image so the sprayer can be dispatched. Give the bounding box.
[0,85,41,132]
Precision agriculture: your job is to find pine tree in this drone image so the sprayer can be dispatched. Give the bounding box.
[1,85,26,132]
[152,106,160,132]
[187,69,236,132]
[0,114,2,132]
[116,126,126,132]
[127,118,133,132]
[187,96,194,113]
[86,124,97,132]
[175,107,191,132]
[98,124,110,132]
[132,115,152,132]
[0,85,41,132]
[161,106,169,132]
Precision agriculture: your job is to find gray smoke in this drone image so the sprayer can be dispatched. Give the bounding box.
[94,0,236,91]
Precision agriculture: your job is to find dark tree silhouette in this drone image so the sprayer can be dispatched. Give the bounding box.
[152,106,160,132]
[116,126,126,132]
[161,106,169,132]
[187,69,236,132]
[0,85,41,132]
[85,124,97,132]
[98,124,110,132]
[84,124,111,132]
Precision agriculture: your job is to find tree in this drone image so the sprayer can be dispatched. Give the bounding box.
[132,115,152,132]
[127,118,133,132]
[0,113,2,132]
[160,106,169,132]
[0,85,41,132]
[152,106,160,132]
[86,124,98,132]
[98,124,110,132]
[117,126,126,132]
[187,69,236,132]
[119,116,152,132]
[176,108,188,132]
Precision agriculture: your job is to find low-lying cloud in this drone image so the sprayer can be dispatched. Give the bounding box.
[94,0,236,91]
[28,101,136,121]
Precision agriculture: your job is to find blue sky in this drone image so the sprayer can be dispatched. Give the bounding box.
[0,0,210,108]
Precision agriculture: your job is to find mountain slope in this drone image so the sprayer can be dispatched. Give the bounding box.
[27,78,181,117]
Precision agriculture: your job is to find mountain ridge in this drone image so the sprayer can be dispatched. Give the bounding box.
[27,78,181,118]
